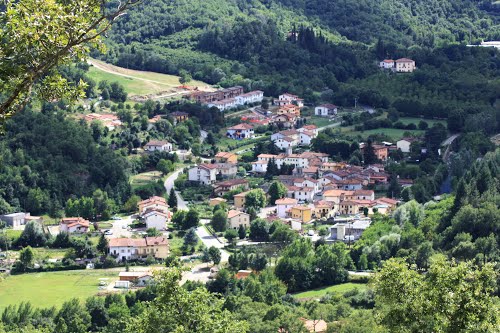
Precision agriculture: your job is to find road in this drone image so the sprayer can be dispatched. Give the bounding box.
[318,121,341,132]
[164,168,189,210]
[196,219,230,263]
[105,216,136,238]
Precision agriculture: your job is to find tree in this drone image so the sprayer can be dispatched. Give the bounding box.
[18,246,35,270]
[129,268,248,332]
[238,225,247,239]
[0,0,141,130]
[55,298,91,333]
[245,189,267,210]
[208,246,221,265]
[183,228,198,248]
[211,210,228,232]
[146,228,161,237]
[249,218,270,241]
[156,159,173,176]
[374,257,499,333]
[123,195,140,213]
[168,188,178,211]
[268,181,287,205]
[224,229,238,244]
[363,140,377,165]
[17,221,47,247]
[97,233,108,254]
[183,209,199,229]
[171,210,186,228]
[249,253,267,271]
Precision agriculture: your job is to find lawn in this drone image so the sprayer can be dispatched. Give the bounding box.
[345,128,424,140]
[308,117,335,128]
[130,171,163,189]
[87,59,209,96]
[398,117,446,127]
[293,282,367,299]
[0,269,119,310]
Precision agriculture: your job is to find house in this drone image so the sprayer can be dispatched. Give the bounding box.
[0,212,41,228]
[379,59,395,69]
[314,201,335,219]
[276,198,298,218]
[227,210,250,229]
[215,152,238,164]
[235,90,264,105]
[214,179,249,197]
[209,198,227,207]
[338,200,375,215]
[170,111,189,123]
[142,210,168,230]
[138,196,168,214]
[395,58,416,73]
[188,164,218,185]
[323,190,354,204]
[119,271,154,286]
[275,136,298,150]
[274,93,304,107]
[291,206,313,223]
[192,86,244,104]
[215,163,238,179]
[300,318,328,333]
[83,113,122,130]
[144,140,173,152]
[336,179,364,191]
[288,186,315,202]
[226,123,254,140]
[272,114,297,128]
[235,270,252,279]
[352,189,375,201]
[277,104,301,116]
[330,219,371,241]
[361,143,388,161]
[293,177,320,194]
[314,104,338,117]
[109,237,169,262]
[234,191,250,209]
[271,129,300,142]
[251,160,268,173]
[59,217,90,233]
[397,137,419,153]
[299,130,316,145]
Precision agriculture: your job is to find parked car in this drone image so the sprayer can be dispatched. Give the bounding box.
[111,216,122,220]
[104,230,113,235]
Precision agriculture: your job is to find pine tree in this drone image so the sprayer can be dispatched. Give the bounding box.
[168,187,177,211]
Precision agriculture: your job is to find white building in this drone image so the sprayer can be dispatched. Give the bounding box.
[59,217,90,233]
[287,186,315,202]
[395,58,416,73]
[108,237,169,262]
[226,123,254,140]
[293,177,320,194]
[314,104,338,117]
[142,210,168,230]
[208,98,238,111]
[276,198,298,218]
[396,137,418,153]
[188,164,218,185]
[251,160,268,173]
[275,93,304,107]
[144,140,173,152]
[379,59,395,69]
[299,131,315,145]
[235,90,264,105]
[275,136,298,150]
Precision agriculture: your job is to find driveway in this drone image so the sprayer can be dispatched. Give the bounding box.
[196,219,229,262]
[164,168,189,210]
[104,216,135,239]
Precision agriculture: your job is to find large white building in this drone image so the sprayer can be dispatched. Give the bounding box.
[142,210,168,230]
[314,104,338,117]
[188,164,218,185]
[109,237,169,262]
[144,140,173,152]
[396,137,419,153]
[235,90,264,105]
[395,58,416,72]
[226,123,254,140]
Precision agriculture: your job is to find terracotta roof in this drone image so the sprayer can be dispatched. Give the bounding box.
[258,154,278,159]
[234,191,250,198]
[317,104,337,109]
[109,238,147,247]
[145,236,169,246]
[377,197,399,206]
[353,190,374,196]
[215,152,237,159]
[276,198,298,205]
[145,140,170,147]
[323,190,354,197]
[228,123,254,130]
[292,205,312,211]
[396,58,414,63]
[60,217,90,228]
[198,163,218,170]
[139,196,167,206]
[228,210,247,219]
[170,111,189,116]
[216,179,248,187]
[382,59,394,63]
[303,125,318,130]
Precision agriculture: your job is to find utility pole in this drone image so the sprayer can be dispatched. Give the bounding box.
[354,97,358,109]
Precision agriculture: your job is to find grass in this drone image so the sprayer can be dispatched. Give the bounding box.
[308,117,335,128]
[130,171,163,189]
[35,248,68,260]
[87,59,209,96]
[398,117,446,127]
[293,282,367,299]
[345,128,424,140]
[0,269,119,310]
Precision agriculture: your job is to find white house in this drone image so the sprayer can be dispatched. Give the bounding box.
[379,59,395,69]
[235,90,264,105]
[314,104,338,117]
[275,136,298,150]
[138,196,168,214]
[226,123,254,140]
[276,198,298,218]
[251,160,268,173]
[271,129,299,142]
[188,164,218,185]
[142,210,168,230]
[144,140,173,152]
[299,131,315,145]
[227,210,250,229]
[395,58,416,73]
[294,177,320,194]
[108,237,169,262]
[275,93,304,107]
[397,137,419,153]
[288,186,315,202]
[59,217,90,233]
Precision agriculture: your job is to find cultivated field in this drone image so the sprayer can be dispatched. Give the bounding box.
[293,282,368,299]
[130,171,163,189]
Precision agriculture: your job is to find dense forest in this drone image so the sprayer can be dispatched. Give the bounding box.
[0,111,131,216]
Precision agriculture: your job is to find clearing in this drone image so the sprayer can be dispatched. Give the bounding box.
[293,282,367,299]
[130,171,163,189]
[87,59,212,99]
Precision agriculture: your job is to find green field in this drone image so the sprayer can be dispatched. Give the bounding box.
[87,59,209,96]
[130,171,163,189]
[293,282,367,299]
[0,270,119,310]
[308,116,335,128]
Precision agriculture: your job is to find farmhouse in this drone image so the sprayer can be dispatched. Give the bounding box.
[379,59,395,69]
[274,93,304,107]
[141,209,168,230]
[234,191,250,209]
[213,179,249,197]
[138,196,168,214]
[215,152,238,164]
[144,140,173,152]
[109,237,169,262]
[397,137,419,153]
[395,58,416,72]
[170,111,189,123]
[227,210,250,229]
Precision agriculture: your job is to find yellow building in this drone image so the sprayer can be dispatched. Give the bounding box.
[215,152,238,164]
[234,191,250,209]
[291,206,313,223]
